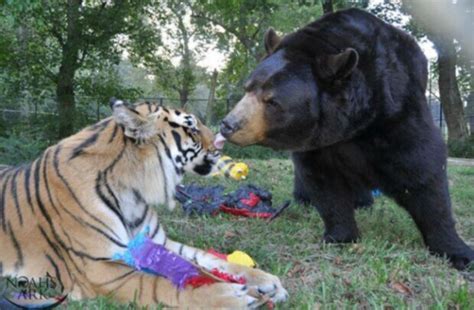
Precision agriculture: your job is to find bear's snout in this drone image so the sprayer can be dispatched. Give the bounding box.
[220,117,239,138]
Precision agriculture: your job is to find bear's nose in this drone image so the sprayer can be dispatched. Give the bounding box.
[220,117,239,138]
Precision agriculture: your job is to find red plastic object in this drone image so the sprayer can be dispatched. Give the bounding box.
[211,268,247,284]
[240,192,261,207]
[219,205,273,218]
[207,248,228,260]
[184,275,216,288]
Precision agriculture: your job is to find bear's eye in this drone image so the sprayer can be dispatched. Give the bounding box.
[266,98,279,107]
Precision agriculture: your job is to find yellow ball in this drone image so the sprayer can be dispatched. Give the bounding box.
[229,162,249,180]
[214,156,249,181]
[227,250,256,268]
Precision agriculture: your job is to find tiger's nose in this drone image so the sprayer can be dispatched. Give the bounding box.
[220,117,239,138]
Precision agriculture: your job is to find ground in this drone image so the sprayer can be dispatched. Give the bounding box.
[67,159,474,309]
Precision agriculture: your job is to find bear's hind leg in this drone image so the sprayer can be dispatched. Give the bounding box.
[354,189,374,209]
[390,177,474,270]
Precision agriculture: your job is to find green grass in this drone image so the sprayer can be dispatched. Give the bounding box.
[29,160,474,308]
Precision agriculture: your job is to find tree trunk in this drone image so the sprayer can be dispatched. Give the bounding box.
[173,5,194,109]
[57,65,76,138]
[322,0,334,14]
[467,63,474,136]
[206,70,218,125]
[179,90,188,108]
[57,0,81,138]
[457,0,474,136]
[433,34,469,142]
[402,0,470,141]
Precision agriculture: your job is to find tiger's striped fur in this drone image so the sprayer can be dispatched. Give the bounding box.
[0,99,287,308]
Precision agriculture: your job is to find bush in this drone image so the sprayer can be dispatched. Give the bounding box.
[0,134,47,165]
[223,143,288,160]
[448,136,474,158]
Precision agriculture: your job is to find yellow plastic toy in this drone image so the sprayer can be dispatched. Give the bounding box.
[213,156,249,181]
[227,250,256,268]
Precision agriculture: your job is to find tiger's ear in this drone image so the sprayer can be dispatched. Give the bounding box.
[316,48,359,81]
[110,98,159,141]
[167,109,199,132]
[264,28,282,55]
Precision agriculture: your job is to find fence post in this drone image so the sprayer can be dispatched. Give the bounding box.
[428,63,432,108]
[159,97,163,106]
[96,100,100,121]
[226,98,230,113]
[439,101,443,131]
[206,70,218,125]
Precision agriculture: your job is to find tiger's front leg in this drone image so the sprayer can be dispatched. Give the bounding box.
[87,261,261,308]
[163,239,289,304]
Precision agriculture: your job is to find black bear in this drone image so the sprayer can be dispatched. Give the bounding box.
[219,8,474,270]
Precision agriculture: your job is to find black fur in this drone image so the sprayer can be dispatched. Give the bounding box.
[229,9,474,269]
[193,158,214,176]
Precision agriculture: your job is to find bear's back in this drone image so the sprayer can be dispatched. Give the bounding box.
[281,8,428,117]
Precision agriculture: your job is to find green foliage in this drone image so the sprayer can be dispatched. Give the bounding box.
[0,0,161,137]
[200,0,368,99]
[192,0,277,97]
[0,133,47,165]
[448,135,474,158]
[223,143,288,160]
[76,63,143,111]
[270,1,323,33]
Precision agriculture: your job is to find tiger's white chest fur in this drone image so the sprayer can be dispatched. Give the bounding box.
[110,144,182,238]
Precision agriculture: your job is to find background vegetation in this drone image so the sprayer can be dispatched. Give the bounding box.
[0,0,473,159]
[0,1,474,308]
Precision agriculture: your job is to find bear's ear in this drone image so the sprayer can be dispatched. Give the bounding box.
[264,28,282,55]
[316,48,359,81]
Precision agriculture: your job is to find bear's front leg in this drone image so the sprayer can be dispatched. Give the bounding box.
[292,152,360,243]
[293,166,311,205]
[314,190,360,243]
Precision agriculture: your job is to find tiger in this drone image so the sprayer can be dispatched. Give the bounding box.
[0,99,288,308]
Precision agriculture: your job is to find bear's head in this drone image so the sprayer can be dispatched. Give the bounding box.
[220,26,373,151]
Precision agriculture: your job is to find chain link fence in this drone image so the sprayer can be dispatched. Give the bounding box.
[0,94,473,141]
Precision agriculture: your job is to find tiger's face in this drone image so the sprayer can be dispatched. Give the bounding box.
[111,99,220,178]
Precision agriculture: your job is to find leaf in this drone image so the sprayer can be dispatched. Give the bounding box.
[390,281,413,296]
[224,230,237,239]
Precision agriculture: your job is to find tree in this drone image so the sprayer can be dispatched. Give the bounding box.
[192,0,277,62]
[206,70,218,125]
[322,0,334,13]
[402,0,469,142]
[4,1,158,138]
[192,0,324,101]
[466,63,474,136]
[145,0,200,107]
[191,0,369,101]
[456,0,474,136]
[322,0,369,14]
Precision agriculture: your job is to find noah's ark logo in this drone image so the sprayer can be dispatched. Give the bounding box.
[0,273,68,309]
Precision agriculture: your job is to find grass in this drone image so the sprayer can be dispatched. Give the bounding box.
[64,159,474,309]
[1,152,472,309]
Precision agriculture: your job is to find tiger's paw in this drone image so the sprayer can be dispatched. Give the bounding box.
[226,265,289,305]
[182,282,263,309]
